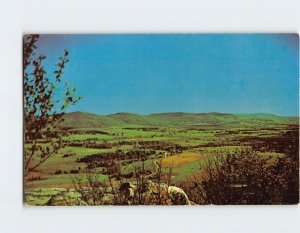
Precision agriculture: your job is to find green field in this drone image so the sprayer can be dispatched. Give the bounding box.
[24,111,298,205]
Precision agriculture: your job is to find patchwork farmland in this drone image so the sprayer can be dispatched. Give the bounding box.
[24,111,299,205]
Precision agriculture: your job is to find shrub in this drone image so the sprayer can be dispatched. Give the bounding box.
[182,130,299,205]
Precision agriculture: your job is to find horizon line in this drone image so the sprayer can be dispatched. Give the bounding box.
[66,110,300,118]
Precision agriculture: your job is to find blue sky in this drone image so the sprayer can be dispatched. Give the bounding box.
[35,34,299,116]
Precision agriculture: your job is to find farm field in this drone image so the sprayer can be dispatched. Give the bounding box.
[24,111,298,205]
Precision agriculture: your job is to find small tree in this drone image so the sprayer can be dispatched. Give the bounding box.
[24,34,81,175]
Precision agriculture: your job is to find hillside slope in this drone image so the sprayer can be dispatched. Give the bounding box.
[61,111,298,129]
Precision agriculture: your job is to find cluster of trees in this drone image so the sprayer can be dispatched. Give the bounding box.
[63,139,186,155]
[251,127,299,153]
[65,140,114,149]
[137,141,185,154]
[181,130,299,204]
[123,127,160,131]
[64,139,143,149]
[77,149,156,169]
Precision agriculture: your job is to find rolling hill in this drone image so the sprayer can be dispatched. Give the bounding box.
[60,111,299,129]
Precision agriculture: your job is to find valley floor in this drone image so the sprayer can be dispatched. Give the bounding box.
[24,121,298,205]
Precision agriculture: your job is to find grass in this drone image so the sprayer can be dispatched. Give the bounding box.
[165,159,207,182]
[36,147,103,173]
[25,188,82,206]
[26,173,109,189]
[63,134,113,140]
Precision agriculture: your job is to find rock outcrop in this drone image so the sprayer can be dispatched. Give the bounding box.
[119,181,191,205]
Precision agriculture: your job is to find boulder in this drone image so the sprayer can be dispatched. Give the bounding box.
[167,186,191,205]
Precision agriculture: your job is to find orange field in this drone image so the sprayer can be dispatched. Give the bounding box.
[161,152,206,168]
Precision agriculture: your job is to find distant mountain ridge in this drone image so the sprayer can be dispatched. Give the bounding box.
[60,111,299,129]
